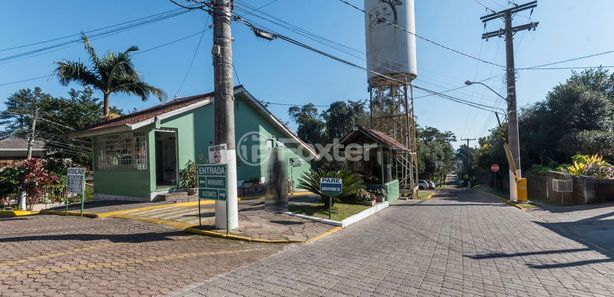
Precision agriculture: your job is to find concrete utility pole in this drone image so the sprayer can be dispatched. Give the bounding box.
[26,108,39,160]
[212,0,238,230]
[460,138,476,189]
[480,1,538,201]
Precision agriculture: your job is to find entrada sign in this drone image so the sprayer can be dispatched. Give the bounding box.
[198,164,228,201]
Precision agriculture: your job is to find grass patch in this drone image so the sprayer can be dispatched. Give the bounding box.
[289,202,370,221]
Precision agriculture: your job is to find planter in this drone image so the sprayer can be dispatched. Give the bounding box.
[376,196,385,203]
[187,188,198,196]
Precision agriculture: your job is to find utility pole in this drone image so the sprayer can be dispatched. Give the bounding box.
[26,108,39,159]
[19,108,39,210]
[212,0,238,230]
[481,1,538,201]
[460,138,476,189]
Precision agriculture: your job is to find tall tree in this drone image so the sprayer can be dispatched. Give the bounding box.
[321,100,368,142]
[0,87,122,165]
[288,104,325,145]
[417,126,456,183]
[55,34,166,118]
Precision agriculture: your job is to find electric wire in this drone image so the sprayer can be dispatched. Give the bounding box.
[174,15,211,97]
[336,0,505,68]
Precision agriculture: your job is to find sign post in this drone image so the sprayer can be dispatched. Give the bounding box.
[198,164,229,233]
[67,167,86,216]
[320,177,343,220]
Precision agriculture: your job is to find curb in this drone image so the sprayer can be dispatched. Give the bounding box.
[184,227,307,244]
[473,189,528,210]
[0,210,38,217]
[40,210,99,218]
[305,226,343,243]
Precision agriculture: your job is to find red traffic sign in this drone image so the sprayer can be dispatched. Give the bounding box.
[491,164,500,173]
[213,151,221,163]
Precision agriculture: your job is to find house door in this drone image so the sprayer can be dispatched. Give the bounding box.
[155,131,177,187]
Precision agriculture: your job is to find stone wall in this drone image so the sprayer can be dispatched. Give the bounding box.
[528,171,614,205]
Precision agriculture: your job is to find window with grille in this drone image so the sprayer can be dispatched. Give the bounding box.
[95,132,148,170]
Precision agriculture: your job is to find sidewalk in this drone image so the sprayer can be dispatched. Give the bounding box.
[41,196,338,244]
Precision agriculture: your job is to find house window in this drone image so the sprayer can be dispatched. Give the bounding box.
[95,132,148,170]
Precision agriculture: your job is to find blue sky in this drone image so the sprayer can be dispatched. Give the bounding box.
[1,0,613,149]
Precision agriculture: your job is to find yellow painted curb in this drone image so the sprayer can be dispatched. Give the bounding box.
[184,227,304,244]
[40,210,99,218]
[305,226,343,243]
[473,189,526,210]
[289,191,316,197]
[96,200,215,218]
[0,210,38,217]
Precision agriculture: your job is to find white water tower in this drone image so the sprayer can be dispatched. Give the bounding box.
[365,0,417,86]
[364,0,418,196]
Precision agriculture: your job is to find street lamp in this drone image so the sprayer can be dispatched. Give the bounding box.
[465,79,522,202]
[464,80,507,101]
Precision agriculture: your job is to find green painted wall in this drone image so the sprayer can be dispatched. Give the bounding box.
[92,92,314,200]
[91,130,152,199]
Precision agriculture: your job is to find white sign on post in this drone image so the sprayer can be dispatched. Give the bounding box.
[208,144,228,164]
[67,167,86,194]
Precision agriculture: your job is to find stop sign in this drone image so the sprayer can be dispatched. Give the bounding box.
[491,164,500,173]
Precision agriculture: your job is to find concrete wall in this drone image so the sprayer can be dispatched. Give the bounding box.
[528,172,614,205]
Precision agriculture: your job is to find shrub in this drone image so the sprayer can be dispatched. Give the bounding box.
[178,160,197,189]
[567,154,608,176]
[297,168,363,206]
[20,159,60,209]
[353,188,376,203]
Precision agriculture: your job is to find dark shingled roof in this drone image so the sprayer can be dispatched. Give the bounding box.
[79,91,214,133]
[340,126,409,151]
[0,136,45,150]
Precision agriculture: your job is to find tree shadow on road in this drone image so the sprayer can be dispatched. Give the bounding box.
[0,230,190,244]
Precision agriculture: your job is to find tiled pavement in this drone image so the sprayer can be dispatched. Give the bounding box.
[0,215,281,296]
[527,201,614,254]
[177,188,614,297]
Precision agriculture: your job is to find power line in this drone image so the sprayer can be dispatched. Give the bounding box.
[472,0,498,13]
[518,49,614,70]
[235,17,504,114]
[336,0,505,68]
[0,8,185,53]
[0,29,209,87]
[0,75,54,87]
[174,15,211,97]
[0,9,192,64]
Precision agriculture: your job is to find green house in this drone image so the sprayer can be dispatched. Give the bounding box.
[72,86,317,201]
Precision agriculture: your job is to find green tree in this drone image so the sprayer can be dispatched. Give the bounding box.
[321,100,368,142]
[0,87,122,165]
[55,34,166,118]
[288,103,325,145]
[416,126,455,183]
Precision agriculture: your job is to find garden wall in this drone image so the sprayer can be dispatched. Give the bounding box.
[528,171,614,205]
[385,180,400,202]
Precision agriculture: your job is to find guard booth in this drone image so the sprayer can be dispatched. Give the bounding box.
[339,126,403,202]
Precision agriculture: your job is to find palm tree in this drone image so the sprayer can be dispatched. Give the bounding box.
[56,34,166,118]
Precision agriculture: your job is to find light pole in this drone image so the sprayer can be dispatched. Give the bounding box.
[465,80,521,202]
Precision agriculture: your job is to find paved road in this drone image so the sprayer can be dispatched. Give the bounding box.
[0,215,281,296]
[178,188,614,297]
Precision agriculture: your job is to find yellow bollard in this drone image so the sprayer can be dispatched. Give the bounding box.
[516,178,528,202]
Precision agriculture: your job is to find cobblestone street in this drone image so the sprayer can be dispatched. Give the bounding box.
[179,188,614,297]
[0,215,281,296]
